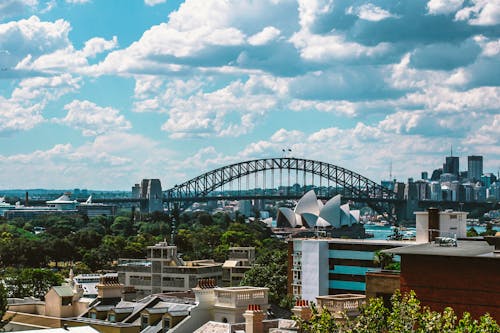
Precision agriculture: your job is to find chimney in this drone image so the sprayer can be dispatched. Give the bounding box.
[427,208,440,242]
[243,304,265,333]
[25,191,29,206]
[292,299,312,322]
[97,275,123,300]
[193,278,216,309]
[122,286,137,302]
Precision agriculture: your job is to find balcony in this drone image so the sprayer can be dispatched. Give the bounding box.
[214,287,268,308]
[316,294,366,318]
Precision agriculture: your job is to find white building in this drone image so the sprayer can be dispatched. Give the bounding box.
[277,190,360,228]
[415,208,467,243]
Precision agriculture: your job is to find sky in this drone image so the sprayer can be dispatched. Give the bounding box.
[0,0,499,190]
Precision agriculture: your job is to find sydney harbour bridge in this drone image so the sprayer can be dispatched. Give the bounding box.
[19,157,496,222]
[163,157,401,220]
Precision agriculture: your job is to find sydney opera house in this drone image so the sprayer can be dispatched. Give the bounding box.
[277,190,360,228]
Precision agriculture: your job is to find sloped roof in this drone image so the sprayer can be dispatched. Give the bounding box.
[52,286,74,297]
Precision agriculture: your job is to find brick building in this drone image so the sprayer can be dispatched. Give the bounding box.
[385,238,500,320]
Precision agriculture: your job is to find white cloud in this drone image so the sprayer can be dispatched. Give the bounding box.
[160,76,283,138]
[0,16,71,70]
[248,26,281,46]
[347,3,399,21]
[270,128,305,143]
[82,36,118,58]
[427,0,464,15]
[0,74,80,134]
[290,30,390,62]
[0,0,38,20]
[455,0,500,25]
[57,100,132,136]
[288,99,358,116]
[464,114,500,145]
[144,0,166,6]
[65,0,91,4]
[0,132,175,189]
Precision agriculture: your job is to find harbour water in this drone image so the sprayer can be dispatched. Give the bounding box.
[364,224,500,240]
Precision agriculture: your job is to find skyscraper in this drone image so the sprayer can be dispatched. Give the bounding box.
[467,155,483,182]
[443,156,459,177]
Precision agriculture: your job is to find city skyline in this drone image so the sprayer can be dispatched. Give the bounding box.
[1,0,500,190]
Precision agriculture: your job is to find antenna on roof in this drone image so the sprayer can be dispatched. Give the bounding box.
[389,160,392,180]
[450,144,453,157]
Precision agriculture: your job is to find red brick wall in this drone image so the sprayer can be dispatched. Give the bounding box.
[399,255,500,320]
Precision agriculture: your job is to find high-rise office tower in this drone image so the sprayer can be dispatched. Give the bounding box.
[443,156,459,177]
[467,155,483,182]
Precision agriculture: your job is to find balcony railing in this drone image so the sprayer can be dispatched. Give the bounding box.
[316,294,366,318]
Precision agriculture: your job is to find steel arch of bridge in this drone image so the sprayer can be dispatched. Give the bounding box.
[165,158,398,217]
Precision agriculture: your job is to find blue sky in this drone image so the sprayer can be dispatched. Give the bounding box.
[1,0,499,190]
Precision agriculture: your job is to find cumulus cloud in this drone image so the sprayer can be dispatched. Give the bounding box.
[347,3,399,21]
[65,0,91,4]
[455,0,500,25]
[0,0,37,20]
[427,0,464,15]
[0,132,175,189]
[0,74,80,134]
[159,76,285,138]
[57,100,132,136]
[247,26,281,46]
[144,0,166,6]
[82,36,118,58]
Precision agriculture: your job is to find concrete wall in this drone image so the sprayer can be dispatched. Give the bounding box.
[365,271,400,300]
[301,240,329,302]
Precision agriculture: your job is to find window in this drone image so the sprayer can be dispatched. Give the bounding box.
[89,312,97,319]
[163,318,171,332]
[108,314,116,322]
[141,315,149,329]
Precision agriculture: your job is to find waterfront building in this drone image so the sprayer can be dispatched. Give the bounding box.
[467,155,483,182]
[0,197,16,216]
[77,196,117,217]
[46,194,78,210]
[415,208,467,243]
[277,190,360,228]
[117,241,222,297]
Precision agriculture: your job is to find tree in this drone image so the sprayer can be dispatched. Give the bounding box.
[0,283,12,331]
[2,268,63,300]
[294,290,500,333]
[240,248,288,305]
[467,227,479,237]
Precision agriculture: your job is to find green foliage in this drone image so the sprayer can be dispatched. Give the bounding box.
[467,227,479,237]
[0,282,12,330]
[350,296,388,332]
[386,290,421,332]
[480,223,497,236]
[295,290,500,333]
[373,250,399,271]
[240,243,288,305]
[2,268,63,299]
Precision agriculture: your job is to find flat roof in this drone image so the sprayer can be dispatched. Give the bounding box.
[294,238,415,246]
[384,240,496,258]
